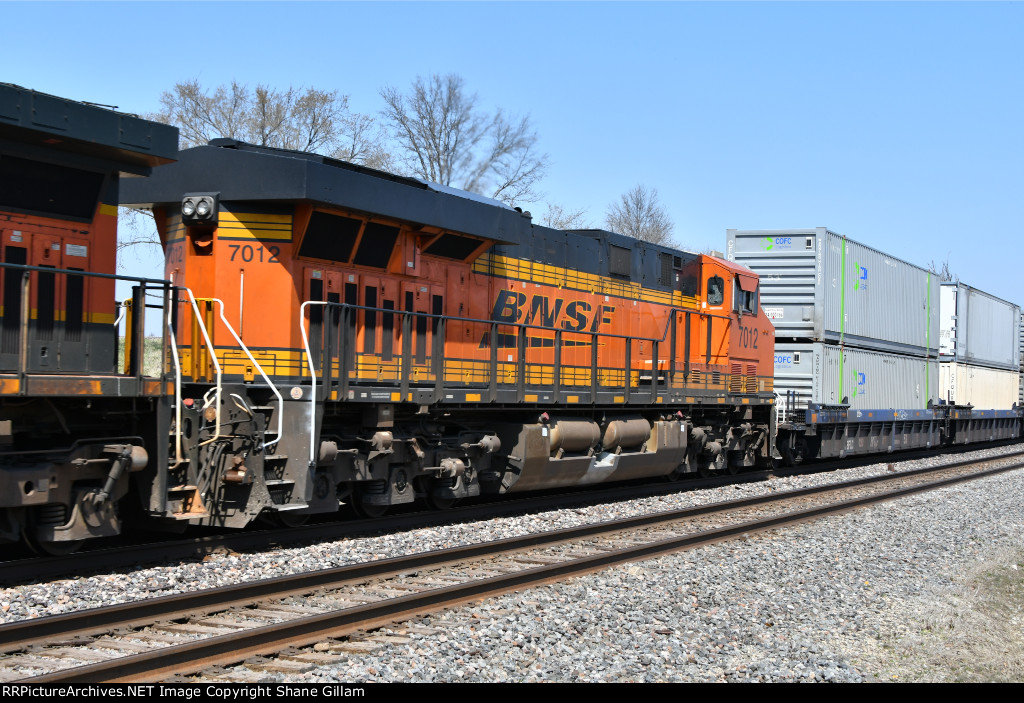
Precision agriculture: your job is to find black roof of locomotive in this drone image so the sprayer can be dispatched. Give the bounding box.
[0,83,178,175]
[120,139,535,244]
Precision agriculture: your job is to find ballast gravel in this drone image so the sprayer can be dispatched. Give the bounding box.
[3,444,1024,682]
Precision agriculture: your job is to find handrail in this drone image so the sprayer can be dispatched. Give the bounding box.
[207,297,284,451]
[299,301,328,469]
[184,288,222,447]
[167,296,184,470]
[0,261,173,286]
[299,300,750,403]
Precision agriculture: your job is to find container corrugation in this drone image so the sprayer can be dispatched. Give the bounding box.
[1019,311,1024,365]
[939,362,1019,410]
[939,282,1020,371]
[774,342,938,415]
[727,228,939,357]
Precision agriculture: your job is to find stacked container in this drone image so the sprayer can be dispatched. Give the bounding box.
[727,227,940,414]
[938,282,1020,409]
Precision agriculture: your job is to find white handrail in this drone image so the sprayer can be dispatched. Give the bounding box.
[299,300,329,468]
[167,297,184,470]
[114,300,128,329]
[185,288,223,447]
[774,392,786,426]
[209,297,284,451]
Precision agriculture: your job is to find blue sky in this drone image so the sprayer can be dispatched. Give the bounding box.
[6,1,1023,307]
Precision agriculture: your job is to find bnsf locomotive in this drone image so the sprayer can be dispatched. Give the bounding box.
[117,139,776,528]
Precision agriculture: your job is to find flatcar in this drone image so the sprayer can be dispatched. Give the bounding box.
[119,139,777,525]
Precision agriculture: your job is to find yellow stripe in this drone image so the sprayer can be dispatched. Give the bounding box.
[0,378,21,394]
[98,204,119,217]
[221,212,293,225]
[475,253,700,308]
[216,211,293,241]
[219,221,292,232]
[217,229,293,241]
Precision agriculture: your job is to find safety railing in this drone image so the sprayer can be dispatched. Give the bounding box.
[0,261,177,390]
[299,300,750,405]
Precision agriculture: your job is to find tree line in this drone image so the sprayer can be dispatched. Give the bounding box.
[123,75,677,254]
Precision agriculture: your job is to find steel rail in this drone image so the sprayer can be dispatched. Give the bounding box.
[4,456,1023,682]
[3,446,1021,587]
[19,457,1024,683]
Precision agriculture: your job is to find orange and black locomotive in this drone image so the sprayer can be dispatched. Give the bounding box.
[120,139,777,524]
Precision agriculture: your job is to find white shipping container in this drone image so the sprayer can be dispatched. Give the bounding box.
[939,362,1019,409]
[727,228,939,357]
[939,282,1020,371]
[775,342,938,414]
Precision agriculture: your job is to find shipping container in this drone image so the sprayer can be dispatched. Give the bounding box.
[939,282,1020,371]
[774,342,938,416]
[726,228,939,357]
[939,362,1019,410]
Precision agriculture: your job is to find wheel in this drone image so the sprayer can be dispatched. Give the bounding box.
[24,532,83,556]
[275,511,310,528]
[351,495,389,519]
[424,493,460,510]
[662,467,684,482]
[696,459,714,478]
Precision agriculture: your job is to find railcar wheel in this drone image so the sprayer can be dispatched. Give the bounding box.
[275,512,311,528]
[352,501,389,519]
[351,492,389,519]
[424,494,460,510]
[24,533,83,556]
[696,459,714,478]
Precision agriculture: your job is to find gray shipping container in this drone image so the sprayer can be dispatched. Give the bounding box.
[775,342,939,415]
[727,228,940,357]
[939,282,1020,371]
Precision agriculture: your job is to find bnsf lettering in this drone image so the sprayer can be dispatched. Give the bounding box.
[491,290,615,332]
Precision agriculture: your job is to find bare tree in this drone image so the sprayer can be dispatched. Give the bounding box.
[927,257,955,282]
[541,203,589,230]
[122,80,393,263]
[379,74,548,205]
[154,80,390,167]
[605,184,675,246]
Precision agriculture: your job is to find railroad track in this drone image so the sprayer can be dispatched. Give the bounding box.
[2,450,1022,683]
[5,442,1014,586]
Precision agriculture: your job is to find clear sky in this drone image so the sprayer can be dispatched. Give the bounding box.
[6,1,1023,308]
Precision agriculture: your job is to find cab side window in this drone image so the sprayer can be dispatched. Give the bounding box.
[707,276,724,306]
[733,279,758,314]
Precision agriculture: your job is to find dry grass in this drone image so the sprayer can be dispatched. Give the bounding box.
[117,337,166,377]
[868,548,1024,682]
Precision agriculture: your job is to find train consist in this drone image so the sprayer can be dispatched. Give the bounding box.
[0,84,1019,553]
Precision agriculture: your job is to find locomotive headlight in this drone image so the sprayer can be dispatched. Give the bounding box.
[181,192,219,227]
